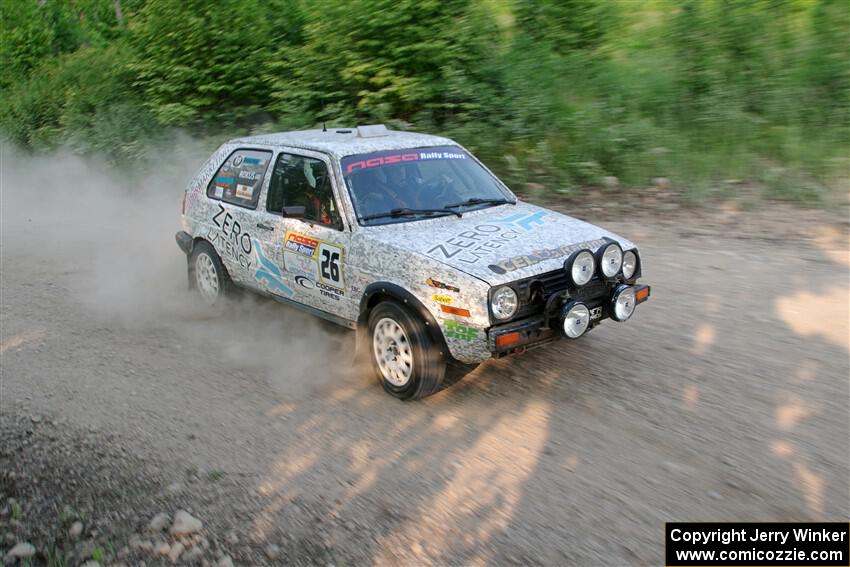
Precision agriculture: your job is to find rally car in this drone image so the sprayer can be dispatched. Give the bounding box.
[175,125,650,399]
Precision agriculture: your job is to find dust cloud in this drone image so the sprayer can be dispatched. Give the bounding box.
[0,140,356,398]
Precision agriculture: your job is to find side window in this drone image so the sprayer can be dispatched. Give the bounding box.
[267,153,341,228]
[207,149,272,209]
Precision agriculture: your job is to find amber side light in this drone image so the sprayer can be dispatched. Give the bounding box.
[495,332,521,348]
[440,305,470,317]
[635,286,650,303]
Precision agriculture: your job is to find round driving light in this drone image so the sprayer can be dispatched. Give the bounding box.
[622,250,638,280]
[598,242,623,278]
[560,302,590,338]
[611,285,636,322]
[566,249,595,286]
[491,286,518,320]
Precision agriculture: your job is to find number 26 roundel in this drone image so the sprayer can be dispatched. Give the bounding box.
[318,242,343,288]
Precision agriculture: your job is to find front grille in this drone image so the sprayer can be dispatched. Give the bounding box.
[511,267,612,322]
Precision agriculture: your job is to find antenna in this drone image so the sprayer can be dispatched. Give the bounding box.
[321,100,327,132]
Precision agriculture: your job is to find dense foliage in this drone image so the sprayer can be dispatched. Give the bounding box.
[1,0,847,199]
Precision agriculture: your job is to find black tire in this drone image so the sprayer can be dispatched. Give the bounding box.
[368,300,446,400]
[188,240,232,305]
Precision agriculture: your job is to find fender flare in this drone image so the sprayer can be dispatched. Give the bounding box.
[175,231,194,255]
[358,282,451,360]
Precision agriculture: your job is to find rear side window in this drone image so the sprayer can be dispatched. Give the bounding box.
[207,149,272,209]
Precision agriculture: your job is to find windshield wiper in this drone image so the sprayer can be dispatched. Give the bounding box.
[444,197,516,209]
[360,208,463,222]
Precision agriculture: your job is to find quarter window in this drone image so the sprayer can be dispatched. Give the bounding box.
[207,149,272,209]
[267,153,341,227]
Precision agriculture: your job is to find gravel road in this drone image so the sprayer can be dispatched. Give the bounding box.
[1,148,848,566]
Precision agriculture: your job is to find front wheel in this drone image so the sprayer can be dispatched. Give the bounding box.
[368,301,446,400]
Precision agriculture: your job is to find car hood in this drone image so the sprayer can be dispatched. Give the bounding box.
[361,201,635,286]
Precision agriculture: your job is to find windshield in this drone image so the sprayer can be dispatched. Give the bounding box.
[341,146,515,225]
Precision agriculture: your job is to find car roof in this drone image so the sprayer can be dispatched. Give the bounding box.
[231,125,457,160]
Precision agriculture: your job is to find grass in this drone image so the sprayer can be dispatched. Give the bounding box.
[10,499,22,521]
[91,544,110,563]
[45,543,68,567]
[206,469,225,482]
[56,506,85,530]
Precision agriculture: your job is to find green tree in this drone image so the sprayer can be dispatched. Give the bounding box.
[0,42,157,162]
[804,0,850,128]
[267,0,502,127]
[0,1,55,90]
[513,0,616,54]
[669,0,716,115]
[127,0,283,126]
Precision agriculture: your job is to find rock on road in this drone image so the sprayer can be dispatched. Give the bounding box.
[1,151,848,565]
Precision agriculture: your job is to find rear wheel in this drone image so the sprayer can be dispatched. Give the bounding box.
[189,241,231,306]
[368,301,446,400]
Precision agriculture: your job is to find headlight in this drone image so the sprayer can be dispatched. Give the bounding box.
[598,242,623,278]
[560,301,590,338]
[611,285,636,322]
[622,250,638,280]
[566,249,595,286]
[490,286,518,320]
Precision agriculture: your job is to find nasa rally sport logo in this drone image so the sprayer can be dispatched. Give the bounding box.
[295,275,314,290]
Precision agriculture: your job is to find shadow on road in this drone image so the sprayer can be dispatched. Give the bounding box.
[236,212,849,565]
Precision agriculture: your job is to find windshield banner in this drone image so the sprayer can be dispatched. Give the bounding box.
[341,146,469,175]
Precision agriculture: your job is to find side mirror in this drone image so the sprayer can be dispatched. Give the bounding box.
[282,206,306,218]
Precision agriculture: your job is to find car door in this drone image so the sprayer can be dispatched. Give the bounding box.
[202,147,274,287]
[264,148,355,319]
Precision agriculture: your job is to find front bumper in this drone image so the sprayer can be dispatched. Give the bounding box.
[488,284,650,357]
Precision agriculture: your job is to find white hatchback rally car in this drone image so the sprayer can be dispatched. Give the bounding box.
[176,125,650,399]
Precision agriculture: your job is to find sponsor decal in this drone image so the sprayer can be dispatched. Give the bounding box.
[215,175,234,185]
[488,237,609,275]
[295,273,343,301]
[345,153,420,173]
[418,150,466,160]
[426,211,550,265]
[284,231,319,258]
[589,306,602,320]
[426,278,460,293]
[235,184,254,199]
[444,320,479,342]
[239,170,261,181]
[282,230,345,291]
[253,238,292,296]
[208,203,253,269]
[427,223,521,265]
[316,281,344,301]
[213,185,224,198]
[342,147,469,174]
[232,154,244,167]
[490,211,548,231]
[295,275,314,290]
[243,156,261,166]
[432,294,453,305]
